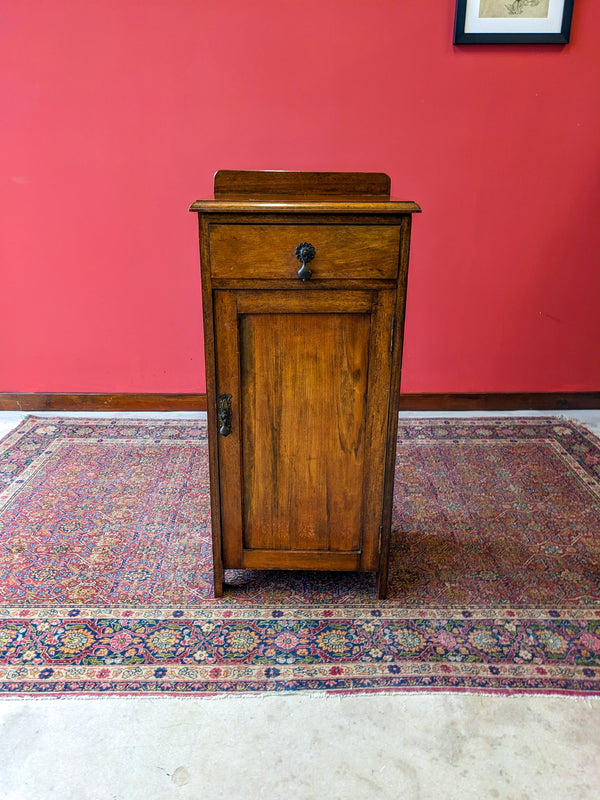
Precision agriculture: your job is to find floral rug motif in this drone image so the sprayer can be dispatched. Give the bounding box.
[0,416,599,695]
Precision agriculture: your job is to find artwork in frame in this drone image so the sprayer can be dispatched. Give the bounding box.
[454,0,574,44]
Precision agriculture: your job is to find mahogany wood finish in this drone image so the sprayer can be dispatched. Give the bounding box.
[209,224,400,280]
[213,170,392,200]
[191,171,420,598]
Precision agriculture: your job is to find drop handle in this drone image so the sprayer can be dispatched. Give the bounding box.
[218,393,232,436]
[295,242,316,281]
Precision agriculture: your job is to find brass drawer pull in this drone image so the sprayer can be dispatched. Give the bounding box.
[295,242,316,281]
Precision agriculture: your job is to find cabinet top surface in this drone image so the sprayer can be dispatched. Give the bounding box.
[189,171,420,214]
[189,199,421,214]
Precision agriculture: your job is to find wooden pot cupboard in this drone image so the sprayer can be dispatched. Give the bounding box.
[190,171,420,599]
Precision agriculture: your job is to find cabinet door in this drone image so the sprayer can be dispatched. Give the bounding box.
[213,288,395,573]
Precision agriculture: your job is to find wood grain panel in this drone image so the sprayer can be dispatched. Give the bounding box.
[235,290,373,315]
[242,550,360,571]
[214,170,391,200]
[209,224,400,280]
[198,215,225,596]
[359,290,396,572]
[213,291,244,569]
[240,310,370,555]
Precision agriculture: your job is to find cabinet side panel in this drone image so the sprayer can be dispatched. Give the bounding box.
[240,312,370,554]
[213,170,391,199]
[360,289,397,572]
[198,215,224,595]
[378,215,413,596]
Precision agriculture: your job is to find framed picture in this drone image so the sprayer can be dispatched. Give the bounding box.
[454,0,574,44]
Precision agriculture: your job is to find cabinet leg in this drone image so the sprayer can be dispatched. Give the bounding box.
[213,564,224,599]
[376,566,388,600]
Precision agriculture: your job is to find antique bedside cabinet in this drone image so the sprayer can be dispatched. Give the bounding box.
[190,170,420,598]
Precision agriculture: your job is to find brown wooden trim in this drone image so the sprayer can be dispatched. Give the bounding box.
[0,392,598,412]
[213,170,392,200]
[0,394,207,412]
[397,393,600,411]
[240,549,361,572]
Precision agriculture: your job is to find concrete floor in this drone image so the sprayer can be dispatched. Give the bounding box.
[0,410,599,800]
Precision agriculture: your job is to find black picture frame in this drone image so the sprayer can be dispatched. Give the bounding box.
[454,0,574,44]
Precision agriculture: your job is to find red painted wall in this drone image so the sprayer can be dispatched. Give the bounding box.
[1,0,599,393]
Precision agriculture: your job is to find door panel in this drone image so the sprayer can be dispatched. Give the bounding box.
[240,311,370,554]
[213,289,393,572]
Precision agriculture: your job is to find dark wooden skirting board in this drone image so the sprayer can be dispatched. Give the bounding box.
[0,394,207,412]
[0,393,598,412]
[397,393,600,411]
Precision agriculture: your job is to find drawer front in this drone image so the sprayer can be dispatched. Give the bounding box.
[209,224,400,280]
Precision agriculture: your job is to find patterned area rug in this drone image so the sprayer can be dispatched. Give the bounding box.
[0,416,599,695]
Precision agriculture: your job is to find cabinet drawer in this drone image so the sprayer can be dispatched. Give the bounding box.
[209,224,400,280]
